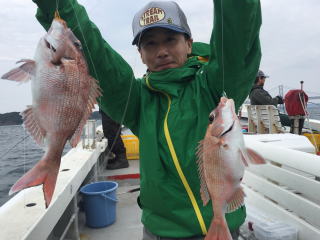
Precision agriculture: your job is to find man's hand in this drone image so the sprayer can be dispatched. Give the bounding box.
[276,95,284,104]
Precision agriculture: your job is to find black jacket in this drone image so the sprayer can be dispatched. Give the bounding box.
[249,85,280,106]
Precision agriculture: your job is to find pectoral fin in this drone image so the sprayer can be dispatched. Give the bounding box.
[246,148,266,164]
[240,147,265,165]
[1,59,35,83]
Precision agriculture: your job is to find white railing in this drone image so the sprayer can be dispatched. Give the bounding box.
[241,104,320,132]
[242,137,320,240]
[0,122,107,240]
[305,119,320,132]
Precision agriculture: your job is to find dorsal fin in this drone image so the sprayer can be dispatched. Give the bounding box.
[69,75,101,147]
[196,140,211,206]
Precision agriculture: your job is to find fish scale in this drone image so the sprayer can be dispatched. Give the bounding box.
[197,97,265,240]
[1,17,101,208]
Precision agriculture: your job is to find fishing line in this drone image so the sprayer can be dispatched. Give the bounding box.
[56,0,60,16]
[23,127,27,206]
[220,0,226,98]
[67,0,141,178]
[0,134,30,161]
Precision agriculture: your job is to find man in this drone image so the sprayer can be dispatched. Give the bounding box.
[249,70,291,127]
[32,0,262,239]
[249,70,284,106]
[100,109,129,170]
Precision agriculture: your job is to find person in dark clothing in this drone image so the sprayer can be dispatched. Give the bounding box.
[249,70,290,126]
[249,70,283,105]
[100,110,129,170]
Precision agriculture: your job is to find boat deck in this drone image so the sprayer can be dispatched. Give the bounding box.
[79,185,142,239]
[77,132,319,240]
[1,122,319,240]
[78,159,253,240]
[79,159,143,239]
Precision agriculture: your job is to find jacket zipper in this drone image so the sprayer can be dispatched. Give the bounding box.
[145,75,207,235]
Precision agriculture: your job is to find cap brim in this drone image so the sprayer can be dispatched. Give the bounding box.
[132,24,190,45]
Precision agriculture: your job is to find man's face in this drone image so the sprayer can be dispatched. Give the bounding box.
[258,77,266,86]
[138,28,193,72]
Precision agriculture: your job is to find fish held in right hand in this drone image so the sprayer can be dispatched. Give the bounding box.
[197,97,265,240]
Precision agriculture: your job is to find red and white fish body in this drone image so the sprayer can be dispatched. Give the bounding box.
[197,97,265,240]
[1,18,101,207]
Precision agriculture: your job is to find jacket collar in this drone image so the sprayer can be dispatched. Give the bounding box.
[143,56,203,97]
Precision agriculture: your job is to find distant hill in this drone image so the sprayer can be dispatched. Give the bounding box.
[0,112,23,126]
[0,111,101,126]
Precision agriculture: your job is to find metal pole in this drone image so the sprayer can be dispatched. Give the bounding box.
[278,84,285,113]
[91,120,96,149]
[58,196,80,240]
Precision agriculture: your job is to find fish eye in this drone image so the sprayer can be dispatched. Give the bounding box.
[209,114,215,123]
[74,41,82,50]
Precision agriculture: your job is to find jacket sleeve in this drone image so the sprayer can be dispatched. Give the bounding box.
[205,0,262,110]
[32,0,140,132]
[250,89,279,106]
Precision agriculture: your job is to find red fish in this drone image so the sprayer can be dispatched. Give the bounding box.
[1,18,101,207]
[197,97,265,240]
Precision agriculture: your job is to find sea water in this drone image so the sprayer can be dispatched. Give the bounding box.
[0,125,71,206]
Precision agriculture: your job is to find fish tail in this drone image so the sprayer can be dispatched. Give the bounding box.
[205,216,232,240]
[9,158,60,208]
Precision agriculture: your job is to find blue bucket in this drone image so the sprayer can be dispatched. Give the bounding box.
[80,181,118,228]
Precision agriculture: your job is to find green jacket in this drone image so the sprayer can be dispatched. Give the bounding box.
[33,0,261,237]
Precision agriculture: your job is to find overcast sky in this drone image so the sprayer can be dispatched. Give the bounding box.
[0,0,319,113]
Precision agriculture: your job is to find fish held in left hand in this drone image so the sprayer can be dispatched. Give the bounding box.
[1,18,101,208]
[197,97,265,240]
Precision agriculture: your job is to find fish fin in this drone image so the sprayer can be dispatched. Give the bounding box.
[21,106,46,146]
[196,140,211,206]
[206,216,232,240]
[69,119,87,148]
[1,59,35,83]
[70,121,86,147]
[9,158,60,208]
[200,178,210,206]
[246,148,266,164]
[69,76,101,147]
[239,149,249,167]
[226,187,245,213]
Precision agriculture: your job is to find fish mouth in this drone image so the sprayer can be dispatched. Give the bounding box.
[220,120,235,137]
